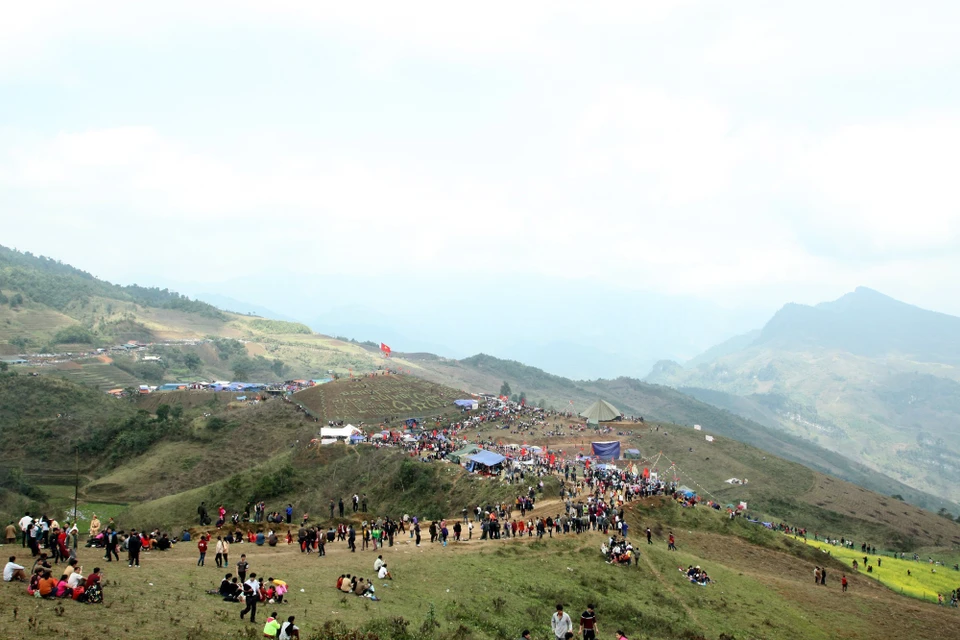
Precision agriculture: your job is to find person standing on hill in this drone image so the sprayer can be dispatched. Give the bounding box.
[551,604,573,640]
[362,494,368,513]
[667,533,676,551]
[646,528,652,545]
[214,536,225,568]
[127,529,142,568]
[286,504,293,524]
[198,502,208,526]
[353,494,359,513]
[579,604,598,640]
[103,528,119,562]
[841,574,848,592]
[197,534,209,567]
[820,567,827,586]
[240,573,260,624]
[338,498,345,518]
[236,554,249,583]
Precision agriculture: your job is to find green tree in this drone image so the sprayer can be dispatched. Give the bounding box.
[271,359,287,378]
[232,357,253,381]
[9,336,28,351]
[0,361,7,373]
[10,293,23,308]
[155,404,171,422]
[500,380,512,397]
[184,353,203,371]
[171,405,184,420]
[519,391,527,404]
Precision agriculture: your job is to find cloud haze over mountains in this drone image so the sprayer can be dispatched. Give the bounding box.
[3,2,960,373]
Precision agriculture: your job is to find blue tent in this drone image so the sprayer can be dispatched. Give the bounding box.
[591,441,621,460]
[468,450,507,467]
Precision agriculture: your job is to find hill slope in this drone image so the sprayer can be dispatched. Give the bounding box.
[411,353,959,515]
[647,287,960,505]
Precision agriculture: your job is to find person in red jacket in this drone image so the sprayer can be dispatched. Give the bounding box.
[197,534,209,567]
[841,574,848,592]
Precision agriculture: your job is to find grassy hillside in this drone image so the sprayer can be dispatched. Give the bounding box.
[292,375,470,424]
[119,444,551,531]
[1,489,957,640]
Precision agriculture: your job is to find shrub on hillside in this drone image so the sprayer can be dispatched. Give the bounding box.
[53,325,96,344]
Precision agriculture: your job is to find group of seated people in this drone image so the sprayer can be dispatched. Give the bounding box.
[210,574,288,604]
[682,565,711,586]
[601,537,636,565]
[5,555,103,603]
[335,573,378,600]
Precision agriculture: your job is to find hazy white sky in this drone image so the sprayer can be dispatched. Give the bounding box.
[3,1,960,315]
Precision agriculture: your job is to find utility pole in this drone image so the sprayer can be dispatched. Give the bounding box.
[73,447,79,549]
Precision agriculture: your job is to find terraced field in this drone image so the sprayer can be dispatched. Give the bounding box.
[292,373,470,424]
[36,362,141,390]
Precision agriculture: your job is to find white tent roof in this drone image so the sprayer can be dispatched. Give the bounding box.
[320,424,362,438]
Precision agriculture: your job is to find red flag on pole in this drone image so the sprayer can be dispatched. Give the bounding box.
[380,343,392,357]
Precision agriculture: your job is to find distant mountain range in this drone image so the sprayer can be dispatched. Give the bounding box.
[2,244,958,514]
[646,287,960,503]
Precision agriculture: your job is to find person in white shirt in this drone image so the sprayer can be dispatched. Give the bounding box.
[374,555,384,572]
[18,514,32,548]
[3,556,26,582]
[67,569,85,590]
[279,615,300,639]
[551,604,572,640]
[377,564,392,580]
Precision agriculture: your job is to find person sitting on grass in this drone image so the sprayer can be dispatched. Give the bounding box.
[55,574,73,599]
[377,564,392,580]
[67,566,85,593]
[263,612,281,638]
[3,556,26,582]
[209,573,233,596]
[279,615,300,639]
[37,570,57,599]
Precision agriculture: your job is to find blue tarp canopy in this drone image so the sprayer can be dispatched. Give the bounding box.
[454,399,474,407]
[468,450,507,467]
[591,441,621,460]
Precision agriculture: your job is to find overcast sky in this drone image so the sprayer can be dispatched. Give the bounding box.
[3,1,960,317]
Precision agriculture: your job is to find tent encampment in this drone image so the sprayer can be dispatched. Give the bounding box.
[579,399,622,424]
[591,441,621,460]
[454,399,479,410]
